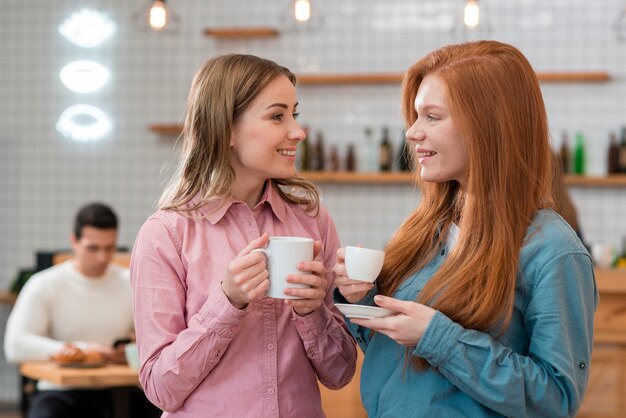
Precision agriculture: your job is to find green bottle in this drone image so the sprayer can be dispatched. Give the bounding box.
[574,132,586,174]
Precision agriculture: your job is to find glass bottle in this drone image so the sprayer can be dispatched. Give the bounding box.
[328,145,340,171]
[620,127,626,173]
[361,127,376,172]
[345,143,356,172]
[559,131,570,174]
[298,125,310,171]
[608,131,620,174]
[573,132,585,175]
[379,126,393,172]
[313,131,325,171]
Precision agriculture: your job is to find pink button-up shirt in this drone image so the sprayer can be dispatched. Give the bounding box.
[130,183,357,417]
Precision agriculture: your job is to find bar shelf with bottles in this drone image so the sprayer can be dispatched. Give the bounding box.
[299,171,626,187]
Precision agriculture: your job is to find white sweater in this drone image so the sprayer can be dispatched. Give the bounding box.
[4,261,134,375]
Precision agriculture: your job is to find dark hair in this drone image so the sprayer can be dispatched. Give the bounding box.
[73,203,118,239]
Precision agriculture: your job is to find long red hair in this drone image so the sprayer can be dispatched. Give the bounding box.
[379,41,554,368]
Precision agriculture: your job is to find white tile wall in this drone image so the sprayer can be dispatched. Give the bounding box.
[1,0,626,403]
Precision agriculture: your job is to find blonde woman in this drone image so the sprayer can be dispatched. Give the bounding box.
[131,54,356,416]
[334,41,597,417]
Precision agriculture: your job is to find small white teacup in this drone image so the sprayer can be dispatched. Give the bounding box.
[345,246,385,283]
[253,236,314,299]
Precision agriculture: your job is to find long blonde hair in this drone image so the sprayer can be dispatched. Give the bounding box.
[380,41,554,366]
[159,54,319,212]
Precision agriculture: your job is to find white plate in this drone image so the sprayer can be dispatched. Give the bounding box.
[335,303,395,319]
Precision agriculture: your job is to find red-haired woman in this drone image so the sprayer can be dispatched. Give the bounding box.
[334,41,597,418]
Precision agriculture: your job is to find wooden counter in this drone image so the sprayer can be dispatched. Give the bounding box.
[577,268,626,418]
[20,362,139,388]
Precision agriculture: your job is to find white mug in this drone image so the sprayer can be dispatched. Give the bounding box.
[253,236,314,299]
[345,246,385,283]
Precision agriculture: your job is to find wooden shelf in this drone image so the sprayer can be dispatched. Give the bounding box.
[301,171,414,184]
[203,27,279,39]
[298,73,403,85]
[536,71,611,82]
[149,124,182,136]
[296,71,611,86]
[564,174,626,187]
[300,172,626,187]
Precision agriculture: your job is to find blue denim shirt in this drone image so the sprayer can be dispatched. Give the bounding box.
[337,210,598,418]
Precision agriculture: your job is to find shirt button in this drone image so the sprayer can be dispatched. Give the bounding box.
[267,343,274,350]
[579,362,587,370]
[356,337,362,342]
[214,351,221,357]
[268,388,275,394]
[440,249,446,256]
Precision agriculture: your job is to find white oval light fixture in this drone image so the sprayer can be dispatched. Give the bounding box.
[60,60,110,93]
[58,9,116,48]
[56,104,112,142]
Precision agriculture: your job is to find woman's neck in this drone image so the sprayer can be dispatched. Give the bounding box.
[231,178,267,208]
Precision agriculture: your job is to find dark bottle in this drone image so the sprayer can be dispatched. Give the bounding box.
[559,131,570,174]
[328,145,340,171]
[608,131,620,174]
[573,132,585,175]
[620,127,626,173]
[395,129,412,172]
[313,132,325,171]
[345,143,356,172]
[299,126,311,171]
[379,127,393,172]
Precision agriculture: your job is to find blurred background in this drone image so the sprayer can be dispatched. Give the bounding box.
[2,0,626,412]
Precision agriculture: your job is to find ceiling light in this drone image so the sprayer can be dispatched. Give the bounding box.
[133,0,180,33]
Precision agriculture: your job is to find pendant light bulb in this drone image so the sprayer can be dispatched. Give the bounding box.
[133,0,179,33]
[464,0,480,28]
[294,0,311,23]
[149,0,167,30]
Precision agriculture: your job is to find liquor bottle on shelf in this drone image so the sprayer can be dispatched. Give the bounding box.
[328,145,340,171]
[345,143,356,172]
[360,126,377,172]
[620,127,626,173]
[395,129,412,172]
[573,132,585,175]
[379,126,393,172]
[313,131,325,171]
[298,126,311,171]
[608,131,620,174]
[559,131,570,174]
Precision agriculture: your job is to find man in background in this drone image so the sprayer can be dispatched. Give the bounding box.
[4,202,159,418]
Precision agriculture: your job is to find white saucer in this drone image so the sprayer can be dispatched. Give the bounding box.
[335,303,395,319]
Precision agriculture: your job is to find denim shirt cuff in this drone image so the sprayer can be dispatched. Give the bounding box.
[413,311,462,367]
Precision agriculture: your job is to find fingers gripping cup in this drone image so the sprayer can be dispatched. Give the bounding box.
[345,246,385,283]
[253,236,314,299]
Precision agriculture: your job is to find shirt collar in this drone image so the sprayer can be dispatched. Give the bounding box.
[197,180,287,225]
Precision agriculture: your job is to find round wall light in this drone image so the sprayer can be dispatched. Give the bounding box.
[56,104,112,142]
